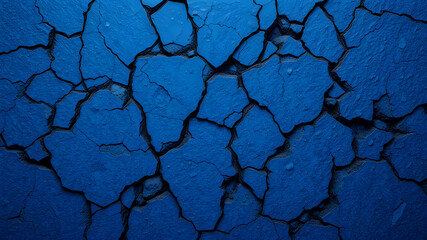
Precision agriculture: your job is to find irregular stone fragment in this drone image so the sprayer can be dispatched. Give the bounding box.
[277,0,322,22]
[364,0,426,21]
[232,106,285,169]
[290,23,303,34]
[254,0,277,30]
[338,10,427,120]
[324,161,427,239]
[233,32,265,66]
[243,55,332,133]
[132,56,206,151]
[53,91,88,128]
[295,223,340,240]
[87,202,124,240]
[0,148,88,239]
[0,1,51,52]
[218,184,261,232]
[127,192,198,240]
[25,139,48,162]
[1,98,52,147]
[324,0,360,32]
[161,119,233,230]
[302,7,344,62]
[357,128,393,160]
[188,0,260,67]
[142,176,163,199]
[242,168,267,199]
[81,1,132,86]
[264,115,353,220]
[0,48,50,83]
[52,35,82,85]
[151,2,194,54]
[262,41,278,61]
[26,71,73,106]
[385,107,426,182]
[279,37,305,57]
[198,75,249,127]
[328,83,345,98]
[36,0,92,36]
[95,0,158,65]
[45,88,157,206]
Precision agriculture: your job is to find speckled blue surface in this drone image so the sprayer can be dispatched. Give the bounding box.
[0,1,426,239]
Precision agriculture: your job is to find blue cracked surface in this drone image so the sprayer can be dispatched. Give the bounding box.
[1,1,426,239]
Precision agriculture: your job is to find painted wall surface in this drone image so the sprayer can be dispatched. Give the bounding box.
[0,0,426,239]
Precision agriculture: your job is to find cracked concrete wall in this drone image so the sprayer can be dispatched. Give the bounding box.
[0,0,426,239]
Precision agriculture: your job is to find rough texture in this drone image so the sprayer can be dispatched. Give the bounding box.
[1,1,426,239]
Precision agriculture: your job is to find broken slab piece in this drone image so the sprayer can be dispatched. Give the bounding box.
[45,88,157,206]
[132,55,206,151]
[233,31,265,66]
[232,105,285,169]
[243,55,332,133]
[302,7,344,62]
[188,0,260,67]
[198,75,249,128]
[151,1,194,54]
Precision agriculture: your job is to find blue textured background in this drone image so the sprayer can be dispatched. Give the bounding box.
[0,0,426,239]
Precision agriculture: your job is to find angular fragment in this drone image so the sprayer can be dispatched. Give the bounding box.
[262,41,278,61]
[324,0,360,32]
[142,176,163,199]
[295,223,340,240]
[198,75,249,127]
[53,91,88,128]
[0,48,50,83]
[0,148,88,239]
[279,37,305,57]
[218,184,261,232]
[26,71,73,106]
[0,1,51,52]
[302,7,344,62]
[364,0,426,21]
[324,161,427,239]
[277,0,322,22]
[338,10,427,120]
[87,202,124,240]
[385,107,426,182]
[81,1,133,85]
[188,0,260,67]
[357,128,393,160]
[264,115,353,221]
[161,119,234,230]
[243,55,332,133]
[25,139,48,162]
[45,88,157,206]
[52,35,82,85]
[36,0,92,36]
[232,106,285,169]
[233,32,265,66]
[290,23,303,34]
[151,2,194,54]
[242,168,267,199]
[132,56,206,151]
[96,0,158,65]
[128,193,198,240]
[1,98,52,147]
[254,0,277,30]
